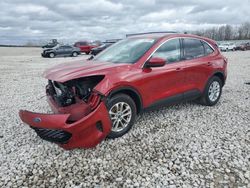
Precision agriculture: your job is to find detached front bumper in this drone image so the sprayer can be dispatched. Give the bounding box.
[19,101,112,150]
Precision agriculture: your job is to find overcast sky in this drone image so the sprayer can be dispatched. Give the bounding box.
[1,0,250,45]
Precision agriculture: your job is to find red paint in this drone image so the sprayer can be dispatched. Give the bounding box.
[74,41,98,54]
[19,102,111,149]
[19,34,227,149]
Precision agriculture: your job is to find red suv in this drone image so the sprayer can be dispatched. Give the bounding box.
[74,41,98,54]
[19,33,227,149]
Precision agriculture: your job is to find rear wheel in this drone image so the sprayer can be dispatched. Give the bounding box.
[197,76,222,106]
[72,52,78,57]
[107,94,137,139]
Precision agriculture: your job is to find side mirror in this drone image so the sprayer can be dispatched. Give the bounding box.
[146,57,166,68]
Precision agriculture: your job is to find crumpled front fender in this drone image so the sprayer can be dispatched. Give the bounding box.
[19,102,112,150]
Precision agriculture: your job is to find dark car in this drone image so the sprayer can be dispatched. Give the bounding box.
[20,33,227,149]
[235,42,250,51]
[73,41,98,54]
[41,45,81,58]
[90,43,114,55]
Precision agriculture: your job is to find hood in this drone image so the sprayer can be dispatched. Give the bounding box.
[43,48,54,52]
[43,60,131,83]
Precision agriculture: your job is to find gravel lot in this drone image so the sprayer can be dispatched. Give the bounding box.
[0,47,249,187]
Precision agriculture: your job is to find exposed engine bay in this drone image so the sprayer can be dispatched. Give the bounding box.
[46,75,104,107]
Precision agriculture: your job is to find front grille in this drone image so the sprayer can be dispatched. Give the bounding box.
[31,127,72,144]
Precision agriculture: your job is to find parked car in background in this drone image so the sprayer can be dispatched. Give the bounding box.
[235,42,250,51]
[20,33,227,149]
[90,42,114,55]
[42,39,59,49]
[41,45,80,58]
[74,41,98,54]
[218,43,236,51]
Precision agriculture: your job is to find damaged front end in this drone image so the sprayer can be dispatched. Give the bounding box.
[19,75,112,150]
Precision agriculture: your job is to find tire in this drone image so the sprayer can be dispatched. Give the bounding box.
[49,52,55,58]
[86,52,90,55]
[72,52,78,57]
[197,76,223,106]
[107,94,137,139]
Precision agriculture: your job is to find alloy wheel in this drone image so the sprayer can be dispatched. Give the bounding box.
[208,81,221,102]
[109,102,132,132]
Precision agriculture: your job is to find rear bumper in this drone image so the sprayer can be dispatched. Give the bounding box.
[19,100,112,150]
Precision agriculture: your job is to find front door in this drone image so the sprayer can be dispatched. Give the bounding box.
[139,38,187,107]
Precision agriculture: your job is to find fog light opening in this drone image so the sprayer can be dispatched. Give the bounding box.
[96,121,103,132]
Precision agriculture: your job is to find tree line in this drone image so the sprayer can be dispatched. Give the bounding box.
[192,22,250,41]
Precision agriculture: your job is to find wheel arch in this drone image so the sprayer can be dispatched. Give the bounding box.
[213,71,225,86]
[107,86,143,114]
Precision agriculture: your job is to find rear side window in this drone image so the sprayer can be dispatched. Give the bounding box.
[152,39,181,63]
[80,42,88,45]
[183,39,204,60]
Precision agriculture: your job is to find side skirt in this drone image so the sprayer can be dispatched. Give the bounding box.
[144,90,201,111]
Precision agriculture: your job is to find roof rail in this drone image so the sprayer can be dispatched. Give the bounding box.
[126,31,179,37]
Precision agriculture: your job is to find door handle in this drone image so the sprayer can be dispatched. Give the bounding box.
[207,62,212,66]
[176,67,182,71]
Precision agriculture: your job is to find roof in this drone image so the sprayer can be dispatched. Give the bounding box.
[126,31,179,37]
[126,32,216,44]
[126,32,184,39]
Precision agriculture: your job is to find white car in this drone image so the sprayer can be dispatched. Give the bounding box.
[219,43,236,51]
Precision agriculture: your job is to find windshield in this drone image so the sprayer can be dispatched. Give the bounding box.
[93,38,156,64]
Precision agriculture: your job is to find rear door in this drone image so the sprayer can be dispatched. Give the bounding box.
[181,38,215,93]
[80,42,89,52]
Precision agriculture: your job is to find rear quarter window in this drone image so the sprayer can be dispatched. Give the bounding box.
[202,41,214,55]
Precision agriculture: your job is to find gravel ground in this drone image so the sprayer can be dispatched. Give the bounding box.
[0,47,249,187]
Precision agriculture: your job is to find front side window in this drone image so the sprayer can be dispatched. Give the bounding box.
[63,46,70,49]
[93,38,156,64]
[152,39,181,63]
[183,39,204,60]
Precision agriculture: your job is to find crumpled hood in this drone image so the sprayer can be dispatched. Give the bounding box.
[43,60,130,83]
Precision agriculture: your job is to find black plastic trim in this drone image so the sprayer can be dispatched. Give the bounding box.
[96,121,103,132]
[31,127,72,144]
[145,89,201,111]
[108,86,143,113]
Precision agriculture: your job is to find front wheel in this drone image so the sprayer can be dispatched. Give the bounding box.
[49,52,55,58]
[107,94,137,139]
[197,76,223,106]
